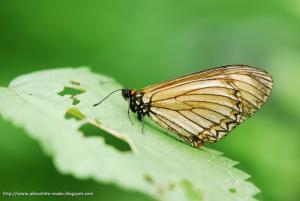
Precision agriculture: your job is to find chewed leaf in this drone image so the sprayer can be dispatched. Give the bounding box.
[65,107,86,120]
[0,68,259,201]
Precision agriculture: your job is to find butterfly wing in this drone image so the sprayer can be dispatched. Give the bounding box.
[142,65,273,147]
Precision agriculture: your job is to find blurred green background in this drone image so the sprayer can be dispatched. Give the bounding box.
[0,1,299,201]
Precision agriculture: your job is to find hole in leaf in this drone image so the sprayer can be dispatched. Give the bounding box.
[72,97,80,105]
[79,123,132,152]
[70,80,81,86]
[65,107,86,121]
[229,188,237,193]
[144,175,154,184]
[182,180,203,201]
[58,86,85,96]
[58,86,86,105]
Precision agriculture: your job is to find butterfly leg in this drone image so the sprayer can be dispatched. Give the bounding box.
[141,115,145,133]
[127,106,134,125]
[137,111,145,133]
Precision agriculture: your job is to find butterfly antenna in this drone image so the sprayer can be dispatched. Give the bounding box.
[93,89,123,107]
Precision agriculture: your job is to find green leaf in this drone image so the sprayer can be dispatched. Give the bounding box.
[0,68,259,201]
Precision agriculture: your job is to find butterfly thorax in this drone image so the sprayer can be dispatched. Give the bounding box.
[122,89,150,120]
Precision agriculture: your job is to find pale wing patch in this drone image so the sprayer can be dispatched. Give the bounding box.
[211,74,272,95]
[151,98,192,110]
[179,110,214,129]
[149,113,192,139]
[186,87,239,100]
[232,80,268,101]
[149,112,169,130]
[179,110,231,142]
[192,108,226,125]
[240,90,262,109]
[184,101,241,122]
[150,107,203,135]
[145,79,233,102]
[195,114,238,141]
[177,94,241,111]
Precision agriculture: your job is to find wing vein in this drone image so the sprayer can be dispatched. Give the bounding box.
[179,111,215,137]
[205,78,270,96]
[150,111,194,136]
[184,101,241,113]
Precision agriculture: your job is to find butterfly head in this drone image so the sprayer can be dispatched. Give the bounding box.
[122,89,137,100]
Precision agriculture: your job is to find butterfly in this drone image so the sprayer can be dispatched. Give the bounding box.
[93,65,273,147]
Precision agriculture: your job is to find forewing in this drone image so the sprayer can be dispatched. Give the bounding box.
[144,65,273,145]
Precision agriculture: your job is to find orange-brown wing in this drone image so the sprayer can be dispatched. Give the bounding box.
[142,65,273,146]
